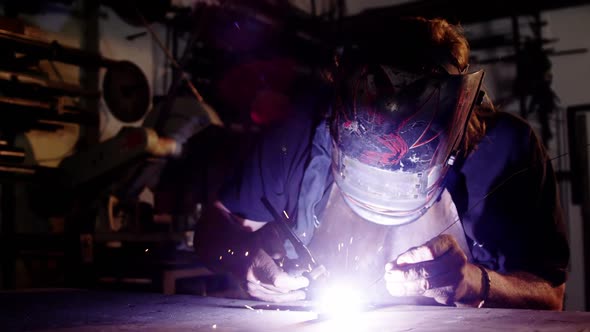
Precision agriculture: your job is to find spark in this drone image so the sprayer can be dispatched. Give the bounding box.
[233,21,240,30]
[219,256,223,260]
[245,251,249,257]
[212,324,217,329]
[231,251,235,255]
[283,210,289,219]
[349,236,354,245]
[377,246,383,253]
[227,249,231,253]
[244,305,255,311]
[279,261,284,268]
[302,232,306,237]
[145,249,149,253]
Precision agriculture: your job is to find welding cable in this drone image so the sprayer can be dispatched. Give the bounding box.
[134,9,204,103]
[261,196,319,271]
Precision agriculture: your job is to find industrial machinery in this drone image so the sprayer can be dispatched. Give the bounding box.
[0,14,220,291]
[0,0,329,293]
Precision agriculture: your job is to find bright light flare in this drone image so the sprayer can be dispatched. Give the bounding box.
[316,282,366,318]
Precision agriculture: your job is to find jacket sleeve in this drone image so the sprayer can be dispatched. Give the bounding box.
[219,111,314,223]
[457,114,569,286]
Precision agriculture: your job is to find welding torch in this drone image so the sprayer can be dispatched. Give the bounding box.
[261,197,328,282]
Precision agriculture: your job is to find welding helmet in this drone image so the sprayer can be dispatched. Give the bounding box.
[330,63,484,225]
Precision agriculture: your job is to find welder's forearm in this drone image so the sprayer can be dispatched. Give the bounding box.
[485,270,565,310]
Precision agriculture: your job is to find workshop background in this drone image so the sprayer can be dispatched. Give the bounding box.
[0,0,589,312]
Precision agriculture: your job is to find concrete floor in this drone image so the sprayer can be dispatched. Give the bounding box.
[1,289,590,331]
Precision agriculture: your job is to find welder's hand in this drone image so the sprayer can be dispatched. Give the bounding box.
[244,248,310,302]
[384,234,483,306]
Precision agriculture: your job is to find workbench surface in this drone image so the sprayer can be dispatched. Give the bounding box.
[1,289,589,331]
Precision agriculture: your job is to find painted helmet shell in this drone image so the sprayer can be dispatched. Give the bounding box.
[330,64,484,225]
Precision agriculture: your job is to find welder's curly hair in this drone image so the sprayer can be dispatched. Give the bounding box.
[421,17,494,153]
[332,16,495,154]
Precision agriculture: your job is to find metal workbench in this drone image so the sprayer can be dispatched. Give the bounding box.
[1,289,589,331]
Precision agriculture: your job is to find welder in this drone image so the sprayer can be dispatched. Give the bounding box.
[195,17,569,310]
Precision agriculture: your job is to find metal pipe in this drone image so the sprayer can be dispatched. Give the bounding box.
[0,29,116,68]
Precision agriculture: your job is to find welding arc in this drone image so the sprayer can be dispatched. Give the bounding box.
[366,143,589,290]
